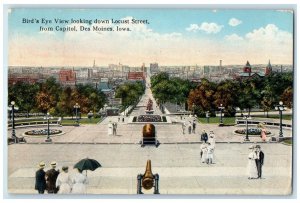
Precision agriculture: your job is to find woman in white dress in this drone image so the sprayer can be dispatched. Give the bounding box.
[201,145,208,163]
[247,145,258,179]
[56,166,72,194]
[71,169,88,194]
[206,142,214,164]
[108,121,113,135]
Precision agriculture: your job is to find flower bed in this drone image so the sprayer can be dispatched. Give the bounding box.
[235,128,271,135]
[25,129,62,136]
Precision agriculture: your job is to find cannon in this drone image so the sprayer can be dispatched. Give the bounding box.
[137,160,159,194]
[141,124,159,147]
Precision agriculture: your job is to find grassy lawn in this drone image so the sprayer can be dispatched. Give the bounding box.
[251,115,292,120]
[61,117,102,125]
[282,138,292,145]
[198,117,236,125]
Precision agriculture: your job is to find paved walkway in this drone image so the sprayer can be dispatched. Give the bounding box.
[7,143,292,195]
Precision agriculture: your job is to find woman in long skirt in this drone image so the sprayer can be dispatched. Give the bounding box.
[261,128,267,141]
[71,169,88,194]
[247,146,258,179]
[56,166,72,194]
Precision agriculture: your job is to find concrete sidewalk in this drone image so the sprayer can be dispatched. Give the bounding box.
[7,143,292,195]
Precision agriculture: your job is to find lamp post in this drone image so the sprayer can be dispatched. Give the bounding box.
[218,104,225,126]
[243,115,252,141]
[8,101,19,143]
[44,112,53,142]
[275,101,286,139]
[73,103,80,125]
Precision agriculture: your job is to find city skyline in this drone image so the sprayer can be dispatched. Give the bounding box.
[8,8,294,66]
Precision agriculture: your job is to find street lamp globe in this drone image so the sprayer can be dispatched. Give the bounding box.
[11,101,15,105]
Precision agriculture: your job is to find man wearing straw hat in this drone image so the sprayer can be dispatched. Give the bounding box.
[45,161,60,194]
[35,162,46,194]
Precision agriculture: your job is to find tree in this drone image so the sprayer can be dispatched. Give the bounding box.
[187,79,216,116]
[281,86,293,108]
[213,80,239,116]
[8,82,40,116]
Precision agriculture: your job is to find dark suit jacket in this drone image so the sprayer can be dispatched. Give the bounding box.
[35,169,46,191]
[46,169,60,192]
[256,151,264,165]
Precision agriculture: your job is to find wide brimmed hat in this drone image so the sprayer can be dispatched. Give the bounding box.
[50,161,57,166]
[39,162,45,168]
[255,145,261,149]
[62,166,69,171]
[248,145,254,149]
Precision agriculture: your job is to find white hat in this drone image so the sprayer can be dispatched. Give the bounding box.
[39,162,45,168]
[249,145,254,149]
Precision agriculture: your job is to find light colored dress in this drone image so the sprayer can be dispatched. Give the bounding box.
[201,147,208,163]
[207,145,214,159]
[261,129,267,141]
[56,172,72,194]
[208,135,216,148]
[108,123,113,135]
[71,172,88,194]
[247,151,258,179]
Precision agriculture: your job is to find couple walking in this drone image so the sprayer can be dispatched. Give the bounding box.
[247,145,265,179]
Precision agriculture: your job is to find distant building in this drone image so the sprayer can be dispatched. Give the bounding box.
[265,60,273,75]
[59,69,76,86]
[8,76,38,85]
[236,61,266,80]
[127,72,145,81]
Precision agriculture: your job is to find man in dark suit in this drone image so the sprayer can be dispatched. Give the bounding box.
[45,161,60,193]
[255,145,265,179]
[201,130,208,143]
[35,162,46,194]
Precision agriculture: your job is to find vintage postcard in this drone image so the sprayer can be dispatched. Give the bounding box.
[5,6,294,196]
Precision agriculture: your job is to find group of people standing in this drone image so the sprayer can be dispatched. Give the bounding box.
[35,161,88,194]
[200,130,216,164]
[247,145,265,179]
[182,119,197,134]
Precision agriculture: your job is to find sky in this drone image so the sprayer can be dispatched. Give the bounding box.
[7,8,294,66]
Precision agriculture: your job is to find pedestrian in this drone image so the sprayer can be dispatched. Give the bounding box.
[113,122,117,135]
[108,121,113,135]
[208,131,216,148]
[188,122,192,134]
[71,169,88,194]
[56,166,72,194]
[206,142,214,164]
[45,161,60,194]
[192,120,196,133]
[118,117,120,122]
[201,130,208,143]
[182,122,186,134]
[200,142,207,159]
[261,128,267,142]
[255,145,265,179]
[122,117,124,122]
[247,145,258,179]
[35,162,46,194]
[201,144,208,163]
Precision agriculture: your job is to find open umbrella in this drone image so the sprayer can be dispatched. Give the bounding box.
[74,158,101,175]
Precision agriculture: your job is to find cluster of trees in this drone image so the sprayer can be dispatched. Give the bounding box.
[150,72,292,117]
[187,72,293,117]
[8,77,107,117]
[115,81,145,111]
[150,72,196,107]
